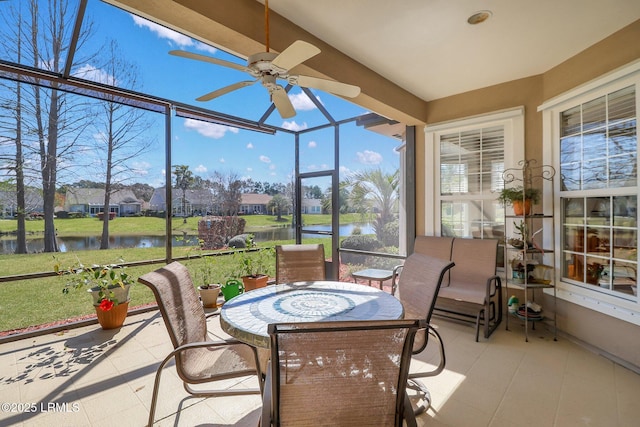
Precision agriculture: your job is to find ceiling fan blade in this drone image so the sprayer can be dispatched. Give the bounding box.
[196,80,257,102]
[270,86,296,119]
[169,50,249,73]
[293,75,361,98]
[271,40,321,71]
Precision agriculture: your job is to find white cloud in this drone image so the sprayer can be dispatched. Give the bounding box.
[194,41,217,54]
[269,164,276,170]
[247,167,253,172]
[289,91,319,111]
[219,158,225,163]
[308,141,317,148]
[195,164,207,173]
[259,155,271,163]
[74,64,116,85]
[356,150,383,165]
[130,16,217,54]
[131,161,151,176]
[184,119,239,139]
[339,165,351,175]
[246,143,254,149]
[132,15,206,50]
[282,121,308,131]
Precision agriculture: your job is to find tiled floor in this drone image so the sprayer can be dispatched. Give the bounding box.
[1,308,639,426]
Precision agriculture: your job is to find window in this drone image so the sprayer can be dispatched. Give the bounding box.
[560,86,637,298]
[540,62,640,324]
[439,125,505,238]
[424,108,525,242]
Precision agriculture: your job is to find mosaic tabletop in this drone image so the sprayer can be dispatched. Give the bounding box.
[219,281,404,348]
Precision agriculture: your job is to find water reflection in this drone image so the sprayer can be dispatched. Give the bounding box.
[0,223,374,254]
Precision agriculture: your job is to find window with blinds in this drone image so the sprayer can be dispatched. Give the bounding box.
[439,125,504,239]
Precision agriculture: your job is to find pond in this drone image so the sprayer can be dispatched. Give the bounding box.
[0,223,375,254]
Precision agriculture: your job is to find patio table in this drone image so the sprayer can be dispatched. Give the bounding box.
[219,281,404,348]
[351,268,394,290]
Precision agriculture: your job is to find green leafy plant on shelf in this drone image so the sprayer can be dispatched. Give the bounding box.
[497,186,540,206]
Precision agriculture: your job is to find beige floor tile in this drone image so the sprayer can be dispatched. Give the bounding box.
[2,309,640,426]
[555,371,618,427]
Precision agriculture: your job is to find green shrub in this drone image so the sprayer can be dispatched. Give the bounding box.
[340,235,382,264]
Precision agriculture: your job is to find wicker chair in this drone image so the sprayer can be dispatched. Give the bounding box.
[138,261,263,426]
[261,319,422,427]
[392,253,455,414]
[275,243,326,284]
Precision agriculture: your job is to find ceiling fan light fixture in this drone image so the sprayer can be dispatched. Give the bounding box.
[467,10,492,25]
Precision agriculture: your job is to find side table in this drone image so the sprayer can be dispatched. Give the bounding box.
[352,268,393,290]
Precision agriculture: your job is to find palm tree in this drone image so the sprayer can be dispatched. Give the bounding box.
[173,165,194,223]
[343,168,399,242]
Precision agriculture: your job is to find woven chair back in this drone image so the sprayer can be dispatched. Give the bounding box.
[138,261,207,349]
[394,253,454,352]
[275,243,326,284]
[450,238,498,284]
[268,319,422,426]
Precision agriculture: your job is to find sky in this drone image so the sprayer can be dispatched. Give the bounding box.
[1,0,402,191]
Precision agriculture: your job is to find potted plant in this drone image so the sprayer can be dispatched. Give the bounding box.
[195,256,224,308]
[498,186,540,215]
[58,261,135,329]
[231,246,275,291]
[507,220,531,249]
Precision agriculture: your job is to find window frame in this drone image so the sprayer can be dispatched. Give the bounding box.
[424,107,525,236]
[540,60,640,325]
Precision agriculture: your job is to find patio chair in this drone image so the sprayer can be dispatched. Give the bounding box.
[392,253,455,414]
[261,319,422,427]
[275,243,326,284]
[138,261,263,426]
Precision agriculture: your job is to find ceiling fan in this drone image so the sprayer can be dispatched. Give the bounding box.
[169,0,360,119]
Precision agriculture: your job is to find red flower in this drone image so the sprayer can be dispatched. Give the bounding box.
[98,299,114,311]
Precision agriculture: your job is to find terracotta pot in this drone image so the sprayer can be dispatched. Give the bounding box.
[242,275,269,291]
[95,301,129,329]
[198,284,222,308]
[512,199,532,216]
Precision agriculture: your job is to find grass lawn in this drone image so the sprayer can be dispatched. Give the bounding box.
[0,212,371,236]
[0,223,371,333]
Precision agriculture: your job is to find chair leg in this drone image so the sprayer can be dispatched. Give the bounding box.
[406,378,431,415]
[403,391,418,427]
[407,326,446,415]
[148,353,176,426]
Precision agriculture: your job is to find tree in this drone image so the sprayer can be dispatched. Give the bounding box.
[211,171,243,216]
[343,168,399,242]
[0,1,97,252]
[0,2,27,253]
[173,165,194,223]
[303,184,323,199]
[322,185,350,214]
[91,40,153,249]
[268,193,291,221]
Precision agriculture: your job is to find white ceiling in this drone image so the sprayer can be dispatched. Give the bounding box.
[261,0,640,102]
